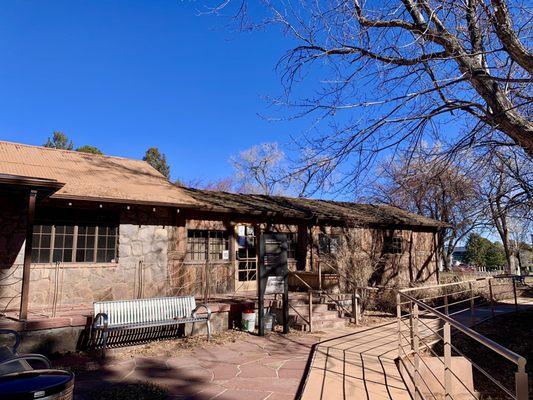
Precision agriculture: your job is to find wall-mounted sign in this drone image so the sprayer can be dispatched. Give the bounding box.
[222,250,229,260]
[265,276,284,295]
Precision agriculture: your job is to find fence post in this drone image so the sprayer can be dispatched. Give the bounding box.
[396,292,402,359]
[409,301,414,350]
[308,290,313,333]
[488,279,495,317]
[413,303,421,400]
[512,278,518,312]
[516,358,529,400]
[444,322,452,400]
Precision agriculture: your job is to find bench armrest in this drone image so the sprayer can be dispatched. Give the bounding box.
[93,312,109,330]
[0,353,52,370]
[0,329,21,354]
[192,304,212,320]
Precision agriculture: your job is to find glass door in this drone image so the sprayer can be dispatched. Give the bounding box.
[235,225,257,292]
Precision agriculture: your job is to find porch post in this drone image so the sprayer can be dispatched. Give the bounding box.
[19,189,37,320]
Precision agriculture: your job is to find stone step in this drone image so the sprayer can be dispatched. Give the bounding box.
[288,303,330,313]
[289,313,341,325]
[293,318,347,332]
[289,309,339,320]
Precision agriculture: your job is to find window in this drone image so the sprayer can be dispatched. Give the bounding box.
[384,236,403,254]
[286,233,298,260]
[186,230,229,262]
[31,224,118,264]
[31,225,52,263]
[319,234,341,255]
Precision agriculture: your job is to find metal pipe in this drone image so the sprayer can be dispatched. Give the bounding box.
[308,290,313,333]
[444,322,452,400]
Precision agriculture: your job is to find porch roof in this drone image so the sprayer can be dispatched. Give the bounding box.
[181,188,447,229]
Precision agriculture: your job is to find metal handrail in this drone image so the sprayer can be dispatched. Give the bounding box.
[399,291,526,369]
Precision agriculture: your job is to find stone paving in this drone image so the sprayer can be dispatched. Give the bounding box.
[60,331,326,400]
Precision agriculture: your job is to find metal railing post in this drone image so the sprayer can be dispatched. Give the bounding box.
[444,322,452,400]
[352,289,359,325]
[515,361,529,400]
[512,278,518,312]
[308,290,313,333]
[409,301,414,350]
[444,286,449,315]
[469,281,475,322]
[413,303,421,400]
[397,292,402,359]
[488,279,495,317]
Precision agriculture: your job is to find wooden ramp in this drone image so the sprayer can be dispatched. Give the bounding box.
[299,300,533,400]
[301,323,411,400]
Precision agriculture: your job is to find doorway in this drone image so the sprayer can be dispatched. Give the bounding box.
[235,225,257,292]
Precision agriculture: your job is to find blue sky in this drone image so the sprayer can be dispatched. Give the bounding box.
[0,1,304,183]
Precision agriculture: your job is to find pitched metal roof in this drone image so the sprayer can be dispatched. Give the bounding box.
[0,141,200,207]
[182,188,446,228]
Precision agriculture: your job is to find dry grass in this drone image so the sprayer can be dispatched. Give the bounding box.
[434,308,533,399]
[347,310,396,328]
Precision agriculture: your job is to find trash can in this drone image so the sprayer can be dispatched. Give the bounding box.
[0,369,74,399]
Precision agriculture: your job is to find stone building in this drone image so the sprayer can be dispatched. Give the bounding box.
[0,140,445,321]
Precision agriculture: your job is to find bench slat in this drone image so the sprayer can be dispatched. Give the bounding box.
[93,296,199,328]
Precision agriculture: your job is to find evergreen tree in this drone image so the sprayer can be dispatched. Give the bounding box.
[76,145,103,155]
[485,242,507,269]
[143,147,170,179]
[44,131,74,150]
[464,233,507,269]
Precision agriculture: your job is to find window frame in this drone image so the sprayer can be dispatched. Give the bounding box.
[383,236,403,254]
[185,229,230,264]
[319,233,341,255]
[31,223,119,264]
[286,232,298,260]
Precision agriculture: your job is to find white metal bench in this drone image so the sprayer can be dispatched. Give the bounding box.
[92,296,211,353]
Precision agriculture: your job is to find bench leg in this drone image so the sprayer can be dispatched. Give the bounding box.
[191,322,195,337]
[101,329,108,359]
[206,320,211,341]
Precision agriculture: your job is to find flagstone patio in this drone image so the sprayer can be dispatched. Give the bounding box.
[53,330,332,400]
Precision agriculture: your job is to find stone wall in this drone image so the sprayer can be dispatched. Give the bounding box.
[0,221,172,313]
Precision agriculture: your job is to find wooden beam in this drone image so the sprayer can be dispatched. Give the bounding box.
[19,189,37,320]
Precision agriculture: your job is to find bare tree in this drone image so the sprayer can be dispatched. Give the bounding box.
[319,225,385,310]
[373,145,486,270]
[230,142,288,194]
[215,0,532,193]
[479,148,532,273]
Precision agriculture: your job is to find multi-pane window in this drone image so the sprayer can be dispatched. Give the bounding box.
[286,233,298,260]
[384,236,403,254]
[31,224,118,263]
[31,225,52,263]
[319,234,341,255]
[97,226,119,262]
[186,230,229,262]
[52,225,75,263]
[76,226,96,262]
